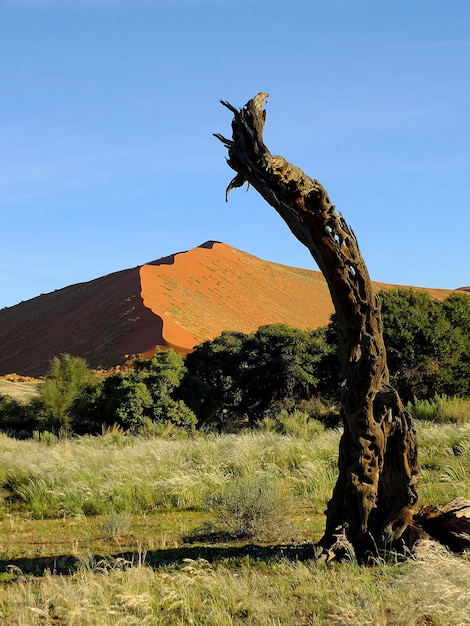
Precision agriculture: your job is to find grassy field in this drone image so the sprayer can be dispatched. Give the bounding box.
[0,379,40,404]
[0,422,469,624]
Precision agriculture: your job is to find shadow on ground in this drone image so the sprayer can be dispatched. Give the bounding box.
[0,543,319,577]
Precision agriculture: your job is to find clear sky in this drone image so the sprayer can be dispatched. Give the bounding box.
[1,0,469,309]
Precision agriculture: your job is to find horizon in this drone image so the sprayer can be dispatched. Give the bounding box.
[1,239,464,312]
[1,238,461,378]
[1,1,469,308]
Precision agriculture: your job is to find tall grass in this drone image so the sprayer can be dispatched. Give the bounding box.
[0,430,339,520]
[408,394,470,423]
[415,420,470,503]
[1,420,469,522]
[1,422,470,624]
[1,542,469,625]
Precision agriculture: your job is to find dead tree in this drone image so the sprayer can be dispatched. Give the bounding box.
[215,93,421,559]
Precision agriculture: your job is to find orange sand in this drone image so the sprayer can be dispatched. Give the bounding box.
[0,241,459,377]
[139,241,455,353]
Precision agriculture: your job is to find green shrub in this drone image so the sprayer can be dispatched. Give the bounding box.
[258,409,325,440]
[102,375,153,432]
[139,417,190,439]
[72,349,197,434]
[32,430,57,445]
[379,289,470,400]
[206,474,288,539]
[407,396,439,422]
[39,354,96,435]
[407,394,470,424]
[0,394,41,436]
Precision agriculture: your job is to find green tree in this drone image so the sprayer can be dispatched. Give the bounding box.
[241,324,331,419]
[135,348,187,397]
[72,349,196,433]
[182,330,246,428]
[0,394,41,437]
[135,349,197,427]
[440,292,470,396]
[39,354,95,435]
[379,289,470,400]
[93,375,153,432]
[183,324,335,428]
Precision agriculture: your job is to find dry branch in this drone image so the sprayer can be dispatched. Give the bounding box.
[216,93,420,558]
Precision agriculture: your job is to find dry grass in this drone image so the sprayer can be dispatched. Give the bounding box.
[0,379,40,404]
[0,542,469,625]
[0,424,469,623]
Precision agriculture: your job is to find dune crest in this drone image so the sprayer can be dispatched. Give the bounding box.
[140,242,332,350]
[0,242,458,377]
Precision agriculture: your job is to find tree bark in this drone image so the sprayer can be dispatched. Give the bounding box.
[413,498,470,553]
[215,93,420,558]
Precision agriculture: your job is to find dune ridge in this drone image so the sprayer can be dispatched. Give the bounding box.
[0,241,457,377]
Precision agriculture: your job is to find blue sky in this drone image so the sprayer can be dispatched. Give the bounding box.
[1,0,469,309]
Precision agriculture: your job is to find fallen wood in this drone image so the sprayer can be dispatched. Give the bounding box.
[413,498,470,553]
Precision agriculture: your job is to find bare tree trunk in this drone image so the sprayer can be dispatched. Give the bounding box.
[215,93,420,558]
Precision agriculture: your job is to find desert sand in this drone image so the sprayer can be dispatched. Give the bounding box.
[0,242,457,377]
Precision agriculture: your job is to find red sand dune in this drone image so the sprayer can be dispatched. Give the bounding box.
[0,241,458,377]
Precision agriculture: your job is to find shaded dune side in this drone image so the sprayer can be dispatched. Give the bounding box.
[0,267,164,377]
[0,241,458,377]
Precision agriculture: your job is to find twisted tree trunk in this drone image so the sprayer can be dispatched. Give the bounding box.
[215,93,420,559]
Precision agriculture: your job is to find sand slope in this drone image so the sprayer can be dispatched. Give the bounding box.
[0,378,40,403]
[0,241,456,377]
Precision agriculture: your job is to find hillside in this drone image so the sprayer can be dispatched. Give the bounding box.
[0,241,457,377]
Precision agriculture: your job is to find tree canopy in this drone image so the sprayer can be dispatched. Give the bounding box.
[72,349,196,434]
[379,289,470,400]
[182,324,336,428]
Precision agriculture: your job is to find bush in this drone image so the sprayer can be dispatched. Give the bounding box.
[72,349,197,434]
[407,396,439,422]
[379,289,470,400]
[0,394,41,437]
[32,430,57,445]
[38,354,96,435]
[258,409,325,440]
[205,474,289,539]
[95,375,154,432]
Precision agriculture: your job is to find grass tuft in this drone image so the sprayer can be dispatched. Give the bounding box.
[205,473,289,540]
[408,394,470,424]
[1,543,469,625]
